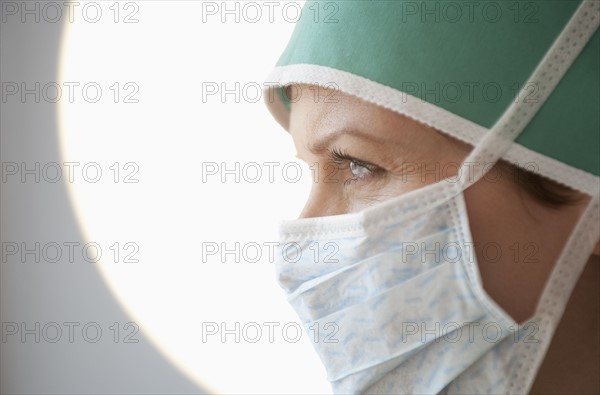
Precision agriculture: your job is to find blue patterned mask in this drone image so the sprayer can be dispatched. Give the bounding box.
[275,180,520,394]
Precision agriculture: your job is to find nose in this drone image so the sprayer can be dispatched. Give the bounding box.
[299,185,345,219]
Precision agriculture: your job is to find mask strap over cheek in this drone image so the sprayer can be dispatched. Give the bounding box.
[456,0,600,192]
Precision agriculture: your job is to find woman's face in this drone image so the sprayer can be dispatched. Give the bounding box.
[287,83,594,324]
[288,84,471,217]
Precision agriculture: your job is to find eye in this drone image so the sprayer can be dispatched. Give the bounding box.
[349,160,371,178]
[327,146,383,185]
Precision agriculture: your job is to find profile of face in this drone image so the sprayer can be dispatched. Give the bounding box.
[286,83,599,393]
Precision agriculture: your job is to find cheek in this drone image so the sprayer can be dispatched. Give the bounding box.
[307,165,439,215]
[350,169,438,208]
[352,148,467,209]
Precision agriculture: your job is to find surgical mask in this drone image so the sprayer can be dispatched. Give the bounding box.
[273,2,600,393]
[277,178,520,394]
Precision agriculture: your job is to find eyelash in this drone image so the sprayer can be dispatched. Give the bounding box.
[327,147,383,186]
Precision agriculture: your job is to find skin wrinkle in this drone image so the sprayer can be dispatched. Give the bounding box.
[286,83,600,395]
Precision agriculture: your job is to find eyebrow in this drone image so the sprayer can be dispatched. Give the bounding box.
[307,128,389,154]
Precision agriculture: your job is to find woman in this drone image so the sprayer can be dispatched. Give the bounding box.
[264,1,599,394]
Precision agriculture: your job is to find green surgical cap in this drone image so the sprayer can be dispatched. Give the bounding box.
[264,0,600,194]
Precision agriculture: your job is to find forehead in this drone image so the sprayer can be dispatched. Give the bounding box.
[287,84,439,146]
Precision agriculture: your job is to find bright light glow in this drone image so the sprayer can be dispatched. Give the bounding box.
[59,1,330,393]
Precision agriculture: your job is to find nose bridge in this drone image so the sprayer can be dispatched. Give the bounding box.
[299,180,343,219]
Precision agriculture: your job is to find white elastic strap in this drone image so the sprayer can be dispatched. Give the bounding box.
[509,193,600,394]
[458,0,600,190]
